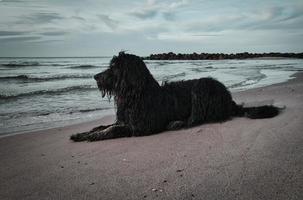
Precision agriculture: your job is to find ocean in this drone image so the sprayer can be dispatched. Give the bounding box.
[1,57,303,136]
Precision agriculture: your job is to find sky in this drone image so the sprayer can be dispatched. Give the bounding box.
[0,0,303,57]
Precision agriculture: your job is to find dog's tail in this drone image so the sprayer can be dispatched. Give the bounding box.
[232,101,281,119]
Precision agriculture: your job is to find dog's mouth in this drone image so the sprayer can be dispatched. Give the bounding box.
[100,89,113,98]
[96,80,114,99]
[94,69,117,100]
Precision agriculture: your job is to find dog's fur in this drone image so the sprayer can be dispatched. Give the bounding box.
[71,52,280,142]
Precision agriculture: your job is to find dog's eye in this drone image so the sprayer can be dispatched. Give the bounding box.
[110,62,117,69]
[111,64,119,71]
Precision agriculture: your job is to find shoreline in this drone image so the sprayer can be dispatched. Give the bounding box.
[0,72,302,199]
[0,115,115,139]
[0,114,115,139]
[0,71,300,139]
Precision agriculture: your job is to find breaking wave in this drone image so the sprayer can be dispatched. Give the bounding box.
[1,61,40,67]
[68,65,100,69]
[0,85,98,100]
[162,72,186,81]
[0,74,94,82]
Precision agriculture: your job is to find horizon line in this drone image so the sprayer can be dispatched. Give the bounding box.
[0,56,112,58]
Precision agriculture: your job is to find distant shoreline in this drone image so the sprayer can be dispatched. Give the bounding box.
[144,52,303,60]
[1,52,303,60]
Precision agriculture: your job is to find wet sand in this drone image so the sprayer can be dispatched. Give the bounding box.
[1,73,303,200]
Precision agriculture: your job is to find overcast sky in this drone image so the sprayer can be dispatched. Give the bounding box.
[0,0,303,57]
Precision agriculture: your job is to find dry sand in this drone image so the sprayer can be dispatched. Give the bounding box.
[1,73,303,200]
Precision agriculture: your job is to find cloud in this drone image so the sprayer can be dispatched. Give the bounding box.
[192,34,221,37]
[97,14,119,30]
[177,4,303,36]
[40,31,67,36]
[29,39,63,44]
[278,5,303,22]
[0,36,41,43]
[131,9,157,19]
[240,6,303,31]
[129,0,188,20]
[129,0,158,19]
[154,32,222,42]
[18,12,65,24]
[257,6,284,21]
[71,16,86,21]
[0,0,30,2]
[0,31,27,36]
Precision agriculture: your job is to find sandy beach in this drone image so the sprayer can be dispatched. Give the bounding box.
[1,73,303,200]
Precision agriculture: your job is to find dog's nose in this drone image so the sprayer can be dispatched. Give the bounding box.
[94,73,101,80]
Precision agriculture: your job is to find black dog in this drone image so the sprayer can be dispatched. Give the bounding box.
[71,52,279,142]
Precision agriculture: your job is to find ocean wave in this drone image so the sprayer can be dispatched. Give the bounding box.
[0,110,52,118]
[0,85,98,100]
[74,107,112,113]
[189,68,206,73]
[68,65,100,69]
[0,107,112,120]
[146,61,177,67]
[162,72,186,81]
[49,64,68,66]
[229,73,267,89]
[0,75,30,81]
[1,61,40,67]
[0,74,94,82]
[279,63,297,66]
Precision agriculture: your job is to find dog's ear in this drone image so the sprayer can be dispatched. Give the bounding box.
[119,51,126,57]
[115,54,148,89]
[126,56,150,85]
[113,52,160,95]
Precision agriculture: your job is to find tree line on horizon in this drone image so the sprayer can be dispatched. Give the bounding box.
[143,52,303,60]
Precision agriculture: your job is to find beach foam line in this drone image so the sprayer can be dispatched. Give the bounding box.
[229,73,267,89]
[0,107,113,121]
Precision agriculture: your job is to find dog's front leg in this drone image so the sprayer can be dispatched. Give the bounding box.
[87,125,132,141]
[90,124,112,132]
[70,124,113,142]
[166,121,186,130]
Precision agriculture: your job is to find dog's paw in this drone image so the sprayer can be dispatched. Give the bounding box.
[167,121,185,130]
[90,125,110,132]
[86,132,106,142]
[70,132,90,142]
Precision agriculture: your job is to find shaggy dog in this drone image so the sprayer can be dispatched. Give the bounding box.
[71,52,280,142]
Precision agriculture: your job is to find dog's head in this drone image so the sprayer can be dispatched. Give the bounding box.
[94,52,157,98]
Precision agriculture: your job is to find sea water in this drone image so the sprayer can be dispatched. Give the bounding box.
[0,57,303,135]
